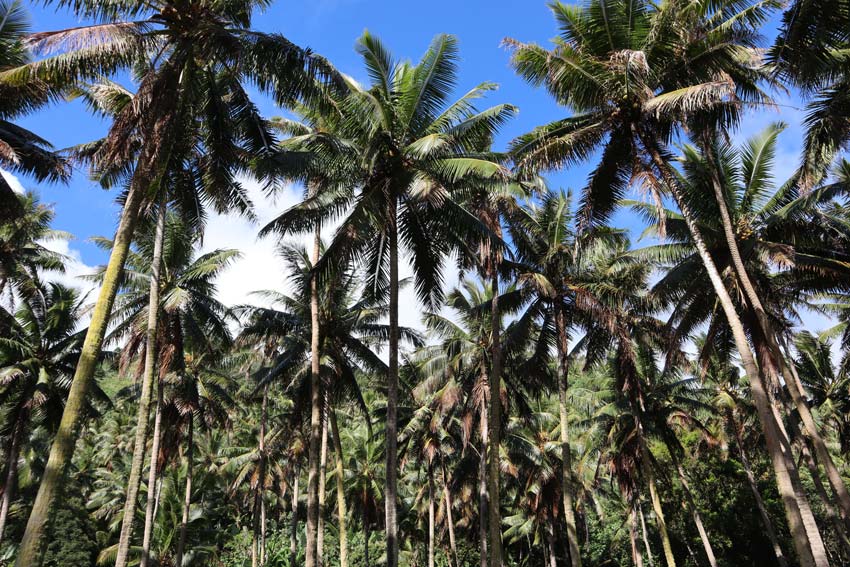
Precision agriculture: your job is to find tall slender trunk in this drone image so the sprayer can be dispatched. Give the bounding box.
[487,268,503,567]
[0,419,22,545]
[730,410,788,567]
[307,221,322,567]
[639,131,820,567]
[330,408,349,567]
[364,517,371,567]
[703,142,850,531]
[252,490,261,567]
[140,379,165,567]
[258,385,268,567]
[386,197,400,567]
[555,306,582,567]
[629,504,645,567]
[116,199,167,567]
[16,180,147,567]
[442,460,458,567]
[175,416,194,567]
[318,404,329,567]
[428,463,436,567]
[479,384,490,567]
[640,443,675,567]
[669,451,717,567]
[290,463,301,567]
[639,501,654,567]
[547,521,557,567]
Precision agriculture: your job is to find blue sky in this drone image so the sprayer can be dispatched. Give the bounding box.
[7,0,822,330]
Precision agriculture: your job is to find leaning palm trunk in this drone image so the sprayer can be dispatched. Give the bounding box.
[330,408,349,567]
[318,405,329,567]
[385,198,400,567]
[0,419,22,544]
[115,200,167,567]
[487,268,503,567]
[175,416,194,567]
[428,463,436,567]
[639,132,821,567]
[639,501,654,567]
[703,145,850,534]
[629,504,645,567]
[730,411,788,567]
[15,179,147,567]
[478,378,490,567]
[442,460,459,567]
[140,379,165,567]
[307,222,322,567]
[670,452,717,567]
[555,307,582,567]
[639,436,675,567]
[290,463,301,567]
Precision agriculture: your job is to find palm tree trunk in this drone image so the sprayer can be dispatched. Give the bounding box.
[15,180,147,567]
[639,501,654,567]
[290,463,301,567]
[258,384,268,567]
[307,221,322,567]
[730,410,788,567]
[703,142,850,532]
[116,199,167,567]
[547,521,558,567]
[670,452,717,567]
[318,403,329,567]
[261,485,267,566]
[175,416,194,567]
[140,379,165,567]
[252,490,261,567]
[639,131,821,567]
[330,409,349,567]
[428,463,436,567]
[442,459,459,567]
[641,447,676,567]
[487,269,503,567]
[479,385,490,567]
[386,197,400,567]
[364,516,371,567]
[630,504,645,567]
[555,306,583,567]
[0,419,22,545]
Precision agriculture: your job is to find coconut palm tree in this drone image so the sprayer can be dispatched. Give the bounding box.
[506,1,828,563]
[0,0,69,221]
[1,5,337,560]
[96,213,237,566]
[0,282,87,544]
[259,30,516,566]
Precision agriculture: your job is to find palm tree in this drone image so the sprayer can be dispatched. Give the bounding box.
[0,0,69,221]
[506,2,826,564]
[1,4,336,560]
[634,125,850,550]
[260,31,515,567]
[0,282,87,544]
[99,213,238,566]
[0,192,68,307]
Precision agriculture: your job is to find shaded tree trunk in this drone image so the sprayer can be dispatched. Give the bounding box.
[703,141,850,533]
[733,418,788,567]
[330,408,349,567]
[0,419,22,545]
[307,221,322,567]
[429,463,436,567]
[15,179,147,567]
[641,447,675,567]
[364,515,371,567]
[547,521,557,567]
[479,382,490,567]
[290,463,301,567]
[487,268,503,567]
[555,306,582,567]
[442,459,458,567]
[116,199,167,567]
[175,416,194,567]
[639,501,654,567]
[140,378,165,567]
[259,385,268,567]
[639,131,820,567]
[386,197,400,567]
[669,450,717,567]
[318,404,328,567]
[629,504,645,567]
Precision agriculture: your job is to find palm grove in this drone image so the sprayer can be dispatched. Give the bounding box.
[1,0,850,565]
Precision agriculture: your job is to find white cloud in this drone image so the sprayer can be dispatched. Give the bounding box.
[40,236,101,304]
[1,168,26,194]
